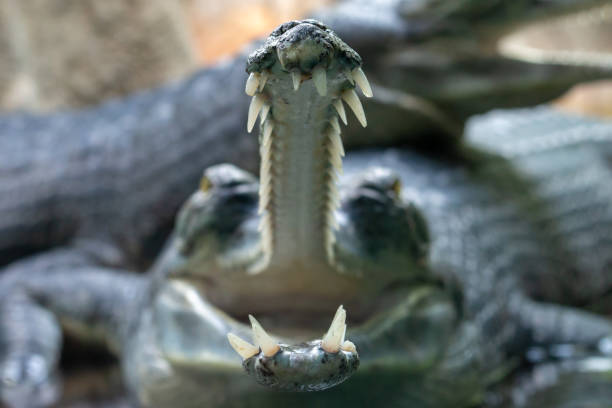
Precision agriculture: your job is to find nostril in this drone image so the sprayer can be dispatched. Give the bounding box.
[276,39,332,72]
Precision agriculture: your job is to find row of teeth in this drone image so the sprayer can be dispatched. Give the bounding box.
[245,66,372,132]
[227,305,357,360]
[324,123,344,262]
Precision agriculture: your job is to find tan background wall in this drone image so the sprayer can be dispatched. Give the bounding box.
[0,0,332,112]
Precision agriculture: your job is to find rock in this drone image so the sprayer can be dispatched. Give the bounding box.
[0,0,197,111]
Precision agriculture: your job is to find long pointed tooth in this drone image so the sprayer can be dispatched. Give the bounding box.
[260,104,270,123]
[312,66,327,96]
[329,128,345,157]
[330,117,340,133]
[333,99,347,125]
[258,71,268,91]
[352,67,373,97]
[291,71,301,91]
[342,89,367,127]
[321,305,346,353]
[227,333,259,360]
[263,119,274,142]
[249,315,280,357]
[245,73,260,96]
[247,95,265,133]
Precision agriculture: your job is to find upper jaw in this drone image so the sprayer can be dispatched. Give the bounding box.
[246,19,362,77]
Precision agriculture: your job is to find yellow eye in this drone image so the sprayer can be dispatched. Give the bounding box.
[392,179,402,197]
[199,176,211,193]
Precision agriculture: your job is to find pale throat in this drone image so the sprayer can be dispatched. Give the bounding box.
[244,58,370,274]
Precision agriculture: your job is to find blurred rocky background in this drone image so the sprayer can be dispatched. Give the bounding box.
[0,1,611,407]
[0,0,330,112]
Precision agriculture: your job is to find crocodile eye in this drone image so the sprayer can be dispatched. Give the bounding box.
[199,176,211,193]
[391,179,402,197]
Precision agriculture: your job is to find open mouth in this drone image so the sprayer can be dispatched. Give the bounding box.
[158,20,460,392]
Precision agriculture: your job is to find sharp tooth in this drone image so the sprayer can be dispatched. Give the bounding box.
[312,66,327,96]
[263,119,274,142]
[333,99,347,125]
[330,148,342,174]
[249,315,280,357]
[328,127,345,157]
[260,104,270,123]
[352,67,373,97]
[291,71,301,91]
[342,89,367,128]
[330,117,340,133]
[341,340,357,353]
[245,73,260,96]
[258,71,269,91]
[227,333,260,360]
[247,95,265,133]
[321,305,346,353]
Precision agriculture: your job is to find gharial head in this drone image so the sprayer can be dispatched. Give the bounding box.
[162,20,459,394]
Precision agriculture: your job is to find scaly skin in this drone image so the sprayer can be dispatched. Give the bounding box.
[2,19,612,408]
[1,0,611,268]
[317,0,612,144]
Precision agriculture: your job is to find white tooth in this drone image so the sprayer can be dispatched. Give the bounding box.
[341,324,347,344]
[291,71,301,91]
[329,128,345,157]
[227,333,259,360]
[321,305,346,353]
[312,66,327,96]
[342,89,367,128]
[263,119,274,142]
[333,99,347,125]
[247,95,265,133]
[249,315,280,357]
[245,73,260,96]
[330,148,342,174]
[260,104,270,123]
[340,340,357,353]
[330,117,340,133]
[258,71,268,91]
[352,67,373,97]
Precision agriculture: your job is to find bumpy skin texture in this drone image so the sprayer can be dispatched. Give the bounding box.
[2,18,612,408]
[316,0,612,145]
[243,340,359,392]
[1,0,611,268]
[3,104,612,408]
[0,57,254,268]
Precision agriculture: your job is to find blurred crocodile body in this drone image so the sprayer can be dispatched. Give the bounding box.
[1,20,612,408]
[1,0,611,269]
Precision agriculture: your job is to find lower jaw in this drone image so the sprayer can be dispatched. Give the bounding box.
[181,275,427,339]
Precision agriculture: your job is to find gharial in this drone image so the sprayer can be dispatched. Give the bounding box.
[2,19,612,408]
[2,0,612,270]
